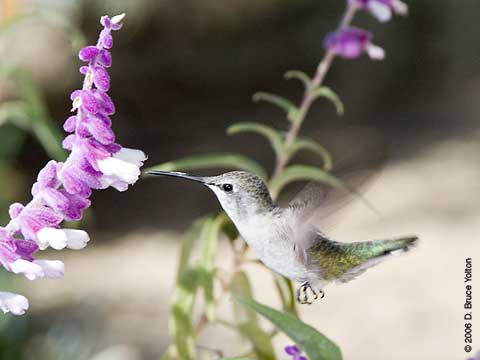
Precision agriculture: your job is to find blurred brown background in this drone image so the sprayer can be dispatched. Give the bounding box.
[0,0,479,359]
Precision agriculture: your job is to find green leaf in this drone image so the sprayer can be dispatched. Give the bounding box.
[0,124,26,162]
[169,218,212,360]
[198,213,230,322]
[238,324,276,360]
[9,69,47,119]
[227,122,284,160]
[0,160,24,223]
[177,218,208,281]
[169,214,233,359]
[237,298,342,360]
[1,69,65,161]
[311,86,344,115]
[169,214,240,359]
[269,165,341,198]
[171,267,201,360]
[12,70,65,160]
[253,92,299,123]
[287,138,333,171]
[29,117,66,161]
[284,70,312,89]
[221,219,239,241]
[273,274,297,316]
[160,345,179,360]
[145,153,268,181]
[232,272,258,325]
[231,272,276,360]
[222,358,256,360]
[0,101,30,128]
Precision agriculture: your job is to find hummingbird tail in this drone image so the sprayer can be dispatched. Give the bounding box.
[370,235,418,257]
[332,235,418,283]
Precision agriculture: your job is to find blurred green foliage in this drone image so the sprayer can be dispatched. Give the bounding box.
[0,67,66,161]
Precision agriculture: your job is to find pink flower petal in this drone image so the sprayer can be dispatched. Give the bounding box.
[42,188,70,212]
[63,115,77,133]
[9,203,24,219]
[97,50,112,67]
[62,134,76,150]
[14,239,38,261]
[86,116,115,145]
[58,190,91,221]
[80,90,99,114]
[78,46,99,62]
[93,66,110,92]
[37,160,58,189]
[94,91,115,115]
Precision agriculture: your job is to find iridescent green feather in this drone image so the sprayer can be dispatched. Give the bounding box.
[309,236,418,281]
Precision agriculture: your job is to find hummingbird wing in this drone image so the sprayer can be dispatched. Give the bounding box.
[285,123,387,227]
[287,169,380,231]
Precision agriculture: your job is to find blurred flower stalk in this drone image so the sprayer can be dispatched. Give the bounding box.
[0,13,146,315]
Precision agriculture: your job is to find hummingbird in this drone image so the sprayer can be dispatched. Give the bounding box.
[148,170,418,304]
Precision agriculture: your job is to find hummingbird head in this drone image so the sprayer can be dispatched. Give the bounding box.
[147,170,274,221]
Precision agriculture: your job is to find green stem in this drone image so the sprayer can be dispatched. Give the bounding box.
[272,3,358,182]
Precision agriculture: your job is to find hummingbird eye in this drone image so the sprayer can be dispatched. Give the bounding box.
[222,184,233,192]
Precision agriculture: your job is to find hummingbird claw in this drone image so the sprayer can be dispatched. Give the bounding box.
[297,282,325,305]
[302,284,311,305]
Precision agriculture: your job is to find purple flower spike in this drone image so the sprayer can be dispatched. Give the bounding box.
[285,345,308,360]
[351,0,408,22]
[0,13,146,315]
[323,27,385,60]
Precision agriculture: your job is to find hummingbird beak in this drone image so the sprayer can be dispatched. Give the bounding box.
[146,170,207,184]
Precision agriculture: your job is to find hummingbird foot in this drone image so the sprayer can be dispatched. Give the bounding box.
[297,282,325,305]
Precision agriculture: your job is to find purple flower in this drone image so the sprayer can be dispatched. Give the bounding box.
[351,0,408,22]
[323,27,385,60]
[467,351,480,360]
[285,345,308,360]
[0,13,146,315]
[0,227,61,281]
